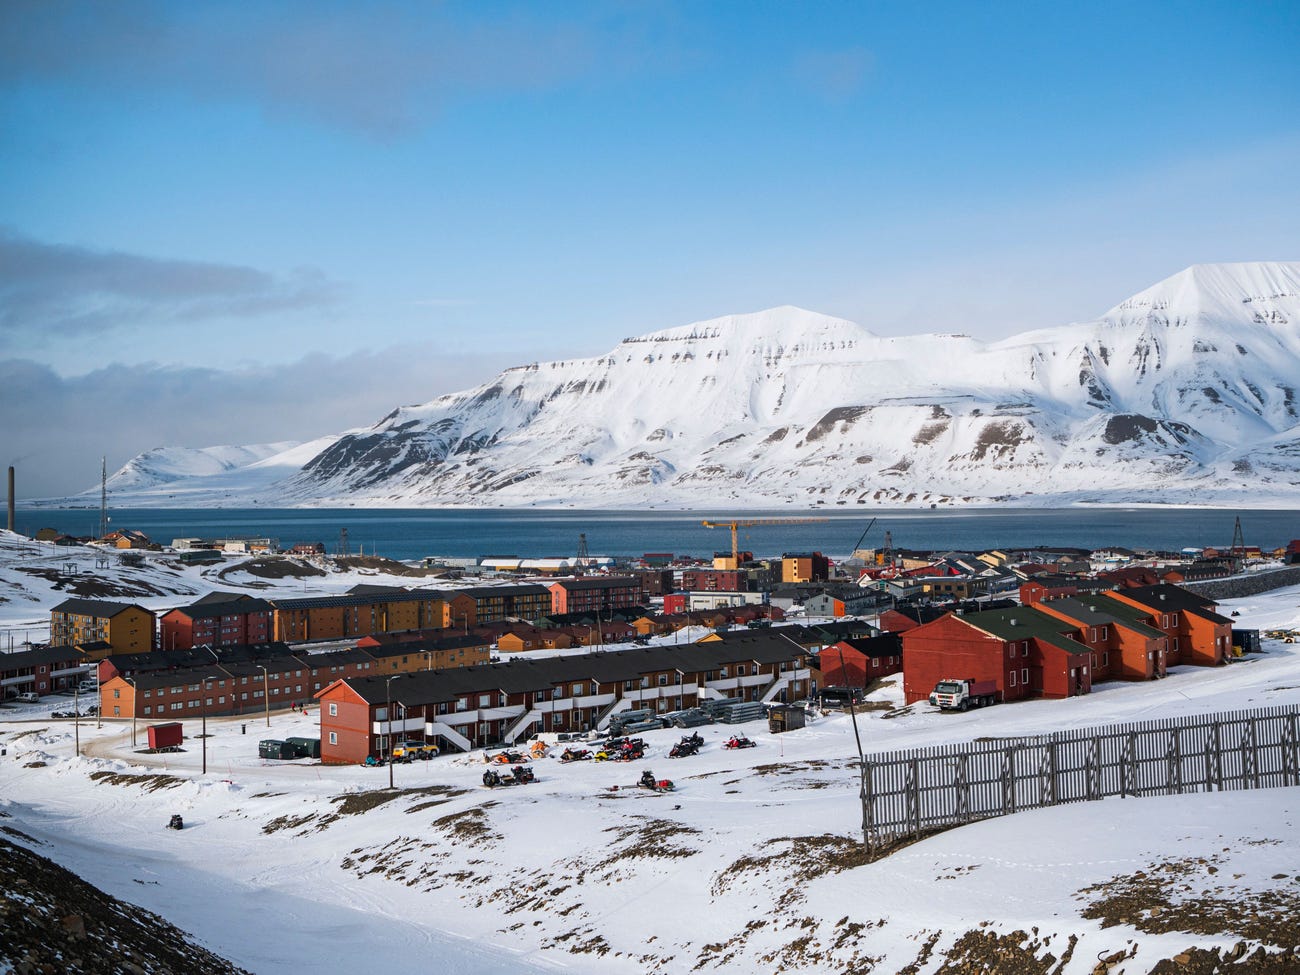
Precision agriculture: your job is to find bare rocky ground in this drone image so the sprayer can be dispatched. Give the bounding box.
[0,827,249,975]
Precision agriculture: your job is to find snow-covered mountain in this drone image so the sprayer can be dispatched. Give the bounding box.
[104,443,299,491]
[75,262,1300,508]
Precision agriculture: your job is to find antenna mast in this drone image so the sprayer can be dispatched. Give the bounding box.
[99,456,107,540]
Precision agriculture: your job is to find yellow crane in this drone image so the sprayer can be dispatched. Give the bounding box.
[701,517,830,566]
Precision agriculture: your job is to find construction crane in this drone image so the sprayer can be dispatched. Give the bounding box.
[701,517,830,566]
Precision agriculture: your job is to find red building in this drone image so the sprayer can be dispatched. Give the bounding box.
[821,635,903,687]
[160,592,273,650]
[901,606,1093,705]
[877,606,948,633]
[1035,595,1168,681]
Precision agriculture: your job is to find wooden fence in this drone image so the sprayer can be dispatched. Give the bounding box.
[857,704,1300,848]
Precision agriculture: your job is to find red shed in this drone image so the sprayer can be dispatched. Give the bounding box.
[147,722,184,750]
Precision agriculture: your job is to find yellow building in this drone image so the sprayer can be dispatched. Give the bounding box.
[49,599,155,654]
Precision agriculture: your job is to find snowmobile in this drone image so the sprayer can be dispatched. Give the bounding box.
[669,733,703,758]
[560,747,592,763]
[483,765,536,788]
[363,754,386,767]
[723,735,756,749]
[637,770,675,793]
[167,814,184,830]
[489,749,528,765]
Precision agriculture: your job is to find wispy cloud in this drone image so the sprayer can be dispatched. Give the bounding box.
[0,344,513,497]
[0,1,606,137]
[0,229,339,342]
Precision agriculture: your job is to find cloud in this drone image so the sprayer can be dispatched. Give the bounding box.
[0,345,514,499]
[0,229,338,343]
[0,1,605,137]
[791,46,873,101]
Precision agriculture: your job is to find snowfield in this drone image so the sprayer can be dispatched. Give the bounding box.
[3,545,1300,972]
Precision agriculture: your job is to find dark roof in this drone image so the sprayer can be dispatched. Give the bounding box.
[336,636,809,707]
[961,606,1091,656]
[455,584,551,599]
[270,589,442,611]
[1109,584,1230,623]
[0,645,90,671]
[105,642,294,676]
[833,634,904,658]
[1040,597,1165,640]
[886,606,949,626]
[51,598,145,619]
[171,597,274,619]
[116,666,226,692]
[190,590,252,606]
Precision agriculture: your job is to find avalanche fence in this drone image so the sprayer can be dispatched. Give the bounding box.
[857,704,1300,848]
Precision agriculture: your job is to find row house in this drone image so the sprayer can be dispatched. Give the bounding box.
[820,635,904,688]
[1034,595,1168,681]
[453,584,550,624]
[903,606,1094,704]
[93,634,492,720]
[1,645,95,699]
[161,593,273,650]
[269,588,445,643]
[1105,584,1231,667]
[99,646,382,721]
[316,632,815,763]
[50,599,155,654]
[547,577,646,616]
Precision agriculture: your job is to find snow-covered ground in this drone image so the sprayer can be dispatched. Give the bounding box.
[2,535,1299,971]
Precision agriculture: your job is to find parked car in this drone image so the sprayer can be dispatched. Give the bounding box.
[15,692,40,704]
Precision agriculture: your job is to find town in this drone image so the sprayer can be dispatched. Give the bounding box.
[4,520,1297,768]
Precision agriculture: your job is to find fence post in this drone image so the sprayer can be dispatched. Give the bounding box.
[1285,713,1299,787]
[861,760,875,848]
[908,757,921,837]
[1247,716,1261,789]
[1086,735,1101,801]
[955,753,970,823]
[1123,732,1138,797]
[1168,728,1182,794]
[1211,720,1223,791]
[1002,747,1015,815]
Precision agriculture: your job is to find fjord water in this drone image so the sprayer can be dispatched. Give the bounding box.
[16,507,1299,562]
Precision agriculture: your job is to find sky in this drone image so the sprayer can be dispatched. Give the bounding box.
[2,0,1298,498]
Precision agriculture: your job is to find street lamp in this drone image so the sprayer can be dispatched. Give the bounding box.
[73,680,80,757]
[385,675,402,790]
[125,677,137,748]
[197,676,218,774]
[257,665,270,727]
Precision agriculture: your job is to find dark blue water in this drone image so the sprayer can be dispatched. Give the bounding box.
[15,507,1298,561]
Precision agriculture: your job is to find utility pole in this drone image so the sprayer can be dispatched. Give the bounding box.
[99,457,108,541]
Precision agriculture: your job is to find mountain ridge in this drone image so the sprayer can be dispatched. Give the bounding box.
[62,261,1300,509]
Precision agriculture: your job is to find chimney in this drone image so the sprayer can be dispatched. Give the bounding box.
[6,466,13,533]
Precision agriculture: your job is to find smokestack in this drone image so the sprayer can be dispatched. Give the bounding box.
[7,466,13,533]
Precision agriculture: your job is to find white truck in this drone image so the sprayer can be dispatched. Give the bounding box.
[928,678,998,711]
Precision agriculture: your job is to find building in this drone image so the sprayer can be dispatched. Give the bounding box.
[102,529,152,549]
[1102,584,1232,667]
[901,606,1094,705]
[160,593,273,650]
[781,553,829,584]
[821,635,904,687]
[316,634,814,763]
[269,588,445,642]
[454,584,551,624]
[1034,595,1168,681]
[0,645,94,699]
[49,599,155,654]
[547,577,645,616]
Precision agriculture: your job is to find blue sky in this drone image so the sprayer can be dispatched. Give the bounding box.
[2,1,1298,496]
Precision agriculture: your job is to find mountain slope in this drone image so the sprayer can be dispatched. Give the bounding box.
[77,262,1300,508]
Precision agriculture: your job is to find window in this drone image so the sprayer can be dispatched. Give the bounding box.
[143,706,152,715]
[219,696,226,705]
[571,683,585,696]
[737,665,747,677]
[113,688,121,699]
[1100,626,1108,641]
[328,732,337,746]
[657,674,668,686]
[1022,643,1029,657]
[1021,668,1029,684]
[1008,646,1015,660]
[1009,671,1017,687]
[328,702,338,716]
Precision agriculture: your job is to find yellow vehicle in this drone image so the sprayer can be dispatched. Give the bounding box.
[392,740,439,762]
